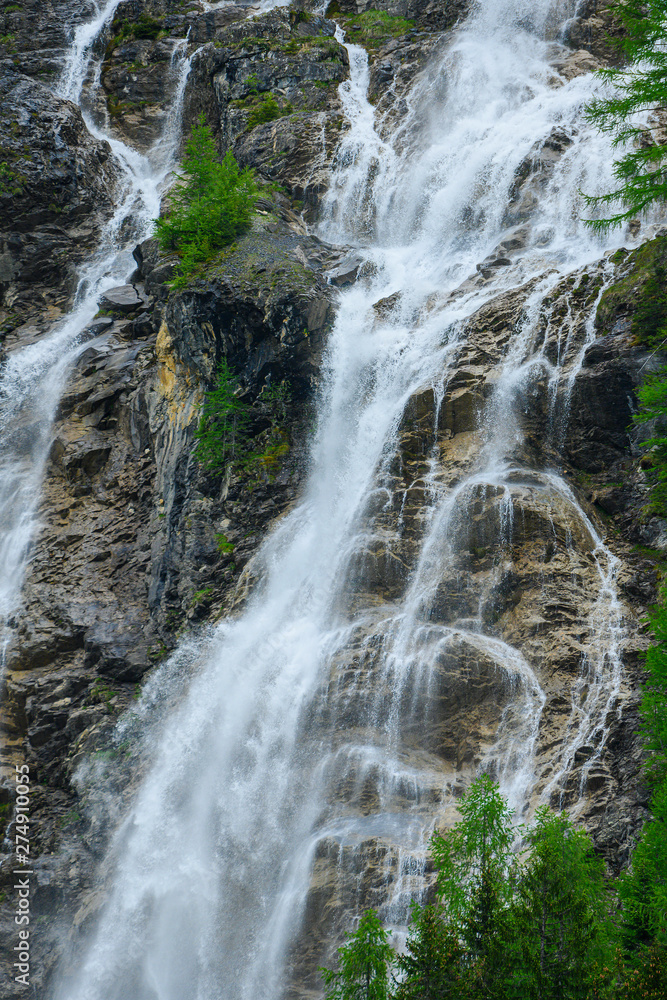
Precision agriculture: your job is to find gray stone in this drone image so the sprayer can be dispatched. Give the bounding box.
[99,285,145,314]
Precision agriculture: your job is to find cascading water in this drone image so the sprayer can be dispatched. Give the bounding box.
[54,1,640,998]
[0,5,196,670]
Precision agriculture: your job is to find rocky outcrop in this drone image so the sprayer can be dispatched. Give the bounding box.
[564,0,626,64]
[0,71,117,323]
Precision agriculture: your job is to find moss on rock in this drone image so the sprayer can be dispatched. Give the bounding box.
[597,236,667,346]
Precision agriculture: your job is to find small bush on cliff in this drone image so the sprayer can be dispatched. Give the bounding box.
[584,0,667,230]
[195,359,250,472]
[154,114,258,287]
[245,93,293,130]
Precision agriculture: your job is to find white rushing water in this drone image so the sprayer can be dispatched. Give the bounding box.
[0,4,198,666]
[54,0,636,998]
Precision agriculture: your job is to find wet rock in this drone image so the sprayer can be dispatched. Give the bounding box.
[99,284,147,314]
[328,252,365,286]
[0,71,117,318]
[0,2,662,996]
[562,0,625,65]
[192,8,349,214]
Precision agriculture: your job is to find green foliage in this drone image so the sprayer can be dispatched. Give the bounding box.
[189,586,214,608]
[509,807,614,999]
[245,93,293,130]
[619,786,667,951]
[616,942,667,999]
[320,909,394,1000]
[431,775,514,959]
[641,599,667,793]
[316,781,628,1000]
[618,589,667,952]
[147,641,168,662]
[0,160,23,195]
[108,14,164,51]
[619,572,667,952]
[584,0,667,231]
[634,368,667,515]
[194,358,250,472]
[336,10,414,50]
[215,532,234,554]
[154,114,258,287]
[394,903,463,1000]
[631,261,667,347]
[89,679,117,708]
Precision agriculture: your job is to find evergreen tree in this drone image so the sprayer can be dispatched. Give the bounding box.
[619,593,667,953]
[509,807,613,1000]
[429,775,516,997]
[640,595,667,794]
[633,369,667,515]
[320,909,395,1000]
[194,358,250,472]
[394,902,463,1000]
[154,114,257,285]
[619,785,667,952]
[430,774,514,963]
[584,0,667,230]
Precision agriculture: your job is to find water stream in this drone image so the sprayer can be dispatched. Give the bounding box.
[0,3,203,671]
[0,0,633,997]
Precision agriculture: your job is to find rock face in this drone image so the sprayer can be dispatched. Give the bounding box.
[0,72,117,319]
[0,1,664,998]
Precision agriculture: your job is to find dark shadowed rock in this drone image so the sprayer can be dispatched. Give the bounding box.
[0,71,117,318]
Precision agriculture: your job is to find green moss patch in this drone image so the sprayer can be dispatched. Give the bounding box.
[240,93,295,130]
[597,236,667,346]
[327,8,415,49]
[107,13,165,54]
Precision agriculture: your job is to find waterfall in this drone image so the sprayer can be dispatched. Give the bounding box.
[0,7,197,669]
[49,0,637,998]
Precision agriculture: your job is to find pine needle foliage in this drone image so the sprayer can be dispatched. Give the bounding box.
[619,588,667,952]
[431,773,514,959]
[510,807,613,1000]
[194,358,249,472]
[634,367,667,514]
[320,909,394,1000]
[583,0,667,231]
[154,114,258,287]
[394,903,463,1000]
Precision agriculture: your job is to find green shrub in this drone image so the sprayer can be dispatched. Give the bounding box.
[215,533,235,554]
[339,11,414,49]
[194,359,250,473]
[154,115,258,287]
[108,14,164,51]
[634,368,667,515]
[132,14,164,40]
[246,94,293,130]
[0,161,23,196]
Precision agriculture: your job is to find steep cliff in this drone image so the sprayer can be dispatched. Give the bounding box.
[0,1,664,998]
